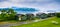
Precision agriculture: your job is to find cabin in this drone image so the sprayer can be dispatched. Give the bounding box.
[16,14,35,21]
[16,14,24,21]
[36,13,48,19]
[48,13,56,17]
[26,14,34,20]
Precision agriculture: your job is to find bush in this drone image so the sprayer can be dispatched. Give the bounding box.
[56,13,60,18]
[0,8,17,21]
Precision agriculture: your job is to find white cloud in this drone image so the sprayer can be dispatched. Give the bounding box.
[0,2,12,8]
[0,0,60,13]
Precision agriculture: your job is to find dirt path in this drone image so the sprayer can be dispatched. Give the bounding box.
[0,17,54,27]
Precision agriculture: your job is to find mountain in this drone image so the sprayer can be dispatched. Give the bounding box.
[0,7,59,14]
[47,10,56,13]
[0,7,39,14]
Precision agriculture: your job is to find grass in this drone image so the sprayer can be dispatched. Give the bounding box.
[0,20,19,25]
[11,17,60,27]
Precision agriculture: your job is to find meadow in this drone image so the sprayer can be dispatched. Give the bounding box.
[12,17,60,27]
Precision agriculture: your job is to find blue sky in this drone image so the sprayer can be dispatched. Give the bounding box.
[0,0,60,13]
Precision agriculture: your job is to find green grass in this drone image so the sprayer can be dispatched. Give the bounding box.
[0,20,19,25]
[12,17,60,27]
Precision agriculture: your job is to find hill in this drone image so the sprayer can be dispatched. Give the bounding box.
[12,17,60,27]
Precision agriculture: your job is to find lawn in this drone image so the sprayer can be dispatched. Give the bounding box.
[11,17,60,27]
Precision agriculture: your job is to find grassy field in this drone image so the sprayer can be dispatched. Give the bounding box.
[0,20,19,25]
[12,17,60,27]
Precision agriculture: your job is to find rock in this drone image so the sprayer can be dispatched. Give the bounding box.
[33,20,39,22]
[52,21,58,25]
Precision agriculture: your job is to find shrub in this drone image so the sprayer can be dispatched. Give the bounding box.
[56,13,60,18]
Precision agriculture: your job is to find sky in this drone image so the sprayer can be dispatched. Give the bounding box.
[0,0,60,13]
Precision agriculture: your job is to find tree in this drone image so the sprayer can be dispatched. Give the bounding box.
[0,9,7,21]
[7,8,16,14]
[1,9,7,14]
[56,13,60,18]
[7,8,17,20]
[0,8,17,21]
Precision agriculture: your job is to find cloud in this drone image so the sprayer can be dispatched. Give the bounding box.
[0,0,60,13]
[0,0,7,2]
